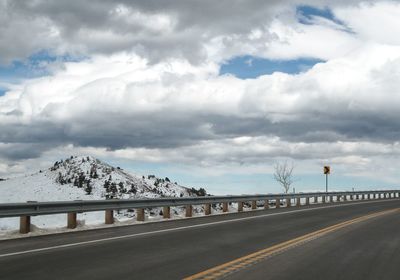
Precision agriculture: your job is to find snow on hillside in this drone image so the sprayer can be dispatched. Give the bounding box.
[0,156,207,233]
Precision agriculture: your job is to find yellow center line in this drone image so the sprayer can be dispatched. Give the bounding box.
[183,208,399,280]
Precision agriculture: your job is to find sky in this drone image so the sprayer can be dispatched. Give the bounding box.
[1,0,400,194]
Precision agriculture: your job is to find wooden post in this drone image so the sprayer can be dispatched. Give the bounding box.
[251,201,257,210]
[105,210,114,224]
[276,198,280,208]
[223,202,229,212]
[322,196,326,203]
[205,203,212,215]
[136,208,145,222]
[185,205,192,217]
[264,199,269,209]
[314,196,318,204]
[238,201,244,212]
[67,212,77,229]
[163,206,170,219]
[296,197,301,207]
[330,195,334,203]
[286,198,291,207]
[19,216,31,234]
[305,197,310,206]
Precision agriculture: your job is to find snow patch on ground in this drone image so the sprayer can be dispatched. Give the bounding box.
[0,156,207,235]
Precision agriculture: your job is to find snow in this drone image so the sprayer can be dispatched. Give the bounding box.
[0,156,204,237]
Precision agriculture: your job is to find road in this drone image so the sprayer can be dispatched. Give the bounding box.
[0,198,399,280]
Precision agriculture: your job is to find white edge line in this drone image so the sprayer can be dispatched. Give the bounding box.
[0,199,397,259]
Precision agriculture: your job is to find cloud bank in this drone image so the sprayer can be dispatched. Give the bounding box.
[1,0,400,188]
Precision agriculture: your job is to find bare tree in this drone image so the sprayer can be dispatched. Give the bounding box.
[273,161,295,193]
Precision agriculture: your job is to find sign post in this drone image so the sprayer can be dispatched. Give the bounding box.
[323,166,330,193]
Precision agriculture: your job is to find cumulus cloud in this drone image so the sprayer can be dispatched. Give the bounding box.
[1,42,400,159]
[0,0,380,65]
[1,0,400,187]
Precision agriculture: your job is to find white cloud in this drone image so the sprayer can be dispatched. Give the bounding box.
[1,0,400,189]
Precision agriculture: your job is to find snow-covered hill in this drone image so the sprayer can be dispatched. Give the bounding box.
[0,156,207,233]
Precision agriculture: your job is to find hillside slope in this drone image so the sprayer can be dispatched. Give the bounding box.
[0,156,206,232]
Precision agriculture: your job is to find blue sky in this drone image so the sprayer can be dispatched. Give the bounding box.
[297,5,336,23]
[220,56,323,78]
[0,50,83,96]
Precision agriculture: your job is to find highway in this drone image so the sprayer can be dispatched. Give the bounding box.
[0,199,399,280]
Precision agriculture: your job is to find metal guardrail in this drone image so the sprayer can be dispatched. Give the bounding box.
[0,190,398,218]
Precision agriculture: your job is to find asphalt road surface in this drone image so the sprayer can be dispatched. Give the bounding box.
[0,198,399,280]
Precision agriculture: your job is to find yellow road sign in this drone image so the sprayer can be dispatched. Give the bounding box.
[324,166,330,175]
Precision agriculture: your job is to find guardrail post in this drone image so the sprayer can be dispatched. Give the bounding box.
[251,201,257,210]
[185,205,192,217]
[137,208,145,222]
[296,197,301,207]
[344,195,348,201]
[322,195,326,203]
[275,199,280,209]
[350,194,354,200]
[223,202,229,212]
[67,212,77,229]
[238,201,244,212]
[105,210,114,224]
[329,195,334,203]
[205,203,212,215]
[163,206,171,219]
[314,196,318,204]
[264,199,269,209]
[305,197,310,206]
[286,198,291,207]
[19,216,31,234]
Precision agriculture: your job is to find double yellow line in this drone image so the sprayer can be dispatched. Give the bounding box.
[184,208,399,280]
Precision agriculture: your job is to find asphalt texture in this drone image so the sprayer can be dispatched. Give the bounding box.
[0,198,399,280]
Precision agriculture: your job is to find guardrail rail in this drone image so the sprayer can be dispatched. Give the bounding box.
[0,190,398,234]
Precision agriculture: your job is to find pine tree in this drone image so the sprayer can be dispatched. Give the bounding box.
[85,180,93,195]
